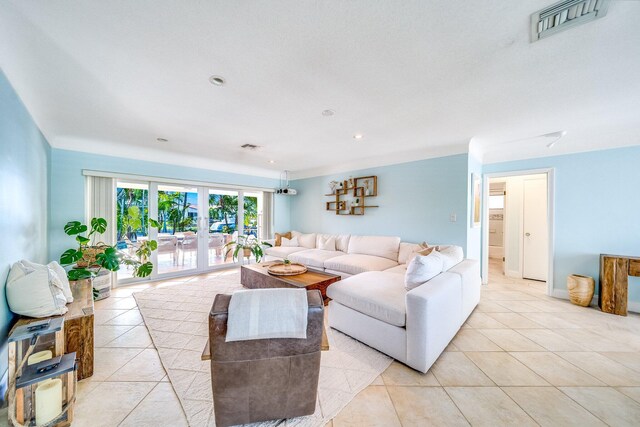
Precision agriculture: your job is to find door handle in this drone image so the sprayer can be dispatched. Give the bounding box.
[525,232,531,237]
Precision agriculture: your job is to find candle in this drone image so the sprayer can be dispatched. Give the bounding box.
[27,350,52,366]
[35,378,63,425]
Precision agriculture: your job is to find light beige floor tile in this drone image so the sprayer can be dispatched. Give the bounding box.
[381,361,439,386]
[519,312,581,329]
[510,352,605,386]
[371,375,384,385]
[464,352,549,386]
[387,386,469,426]
[431,351,494,386]
[503,386,605,426]
[517,328,587,351]
[104,309,144,326]
[104,325,153,348]
[94,325,135,347]
[120,382,188,426]
[617,387,640,404]
[477,329,546,351]
[556,351,640,386]
[445,386,537,426]
[333,386,401,427]
[475,301,513,313]
[466,312,508,328]
[73,381,155,427]
[485,312,544,328]
[94,309,129,325]
[495,300,544,313]
[599,351,640,373]
[553,328,631,352]
[560,386,640,426]
[92,347,143,381]
[451,329,502,351]
[107,348,167,382]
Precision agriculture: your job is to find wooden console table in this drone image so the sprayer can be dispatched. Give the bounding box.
[599,254,640,316]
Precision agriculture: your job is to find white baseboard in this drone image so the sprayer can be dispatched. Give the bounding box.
[551,289,640,314]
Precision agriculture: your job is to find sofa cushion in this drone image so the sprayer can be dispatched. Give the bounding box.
[327,272,407,327]
[384,264,407,275]
[281,236,299,247]
[405,251,444,290]
[323,254,398,276]
[316,235,336,251]
[288,249,343,269]
[437,245,464,271]
[274,232,291,246]
[297,233,317,249]
[347,235,401,261]
[398,242,422,264]
[264,246,307,258]
[335,234,351,253]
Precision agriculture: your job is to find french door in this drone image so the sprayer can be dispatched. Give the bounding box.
[117,181,263,285]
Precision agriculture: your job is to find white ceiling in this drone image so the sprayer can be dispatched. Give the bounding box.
[1,1,639,179]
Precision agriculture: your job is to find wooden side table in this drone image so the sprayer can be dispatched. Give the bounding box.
[599,254,640,316]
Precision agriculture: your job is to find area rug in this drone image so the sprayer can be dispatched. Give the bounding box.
[133,270,392,426]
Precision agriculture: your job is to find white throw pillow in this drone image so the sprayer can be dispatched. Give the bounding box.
[297,233,317,249]
[6,260,69,317]
[317,235,336,251]
[436,245,464,271]
[404,251,444,290]
[48,261,74,303]
[281,236,299,247]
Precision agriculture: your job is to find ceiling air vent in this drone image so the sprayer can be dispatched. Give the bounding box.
[240,143,260,150]
[531,0,610,42]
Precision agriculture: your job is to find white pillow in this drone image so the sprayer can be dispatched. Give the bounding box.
[281,236,300,247]
[437,245,464,271]
[298,233,317,249]
[404,251,444,290]
[48,261,74,303]
[317,235,336,251]
[6,260,69,318]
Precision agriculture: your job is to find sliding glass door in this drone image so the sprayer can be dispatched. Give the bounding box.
[114,178,270,285]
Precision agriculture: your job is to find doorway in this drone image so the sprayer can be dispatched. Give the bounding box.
[482,170,554,295]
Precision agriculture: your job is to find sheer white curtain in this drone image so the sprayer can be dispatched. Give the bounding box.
[260,192,274,240]
[85,176,116,246]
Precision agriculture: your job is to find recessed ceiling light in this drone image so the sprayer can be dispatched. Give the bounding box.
[156,137,168,142]
[322,109,335,116]
[209,75,226,86]
[269,160,275,164]
[353,134,364,140]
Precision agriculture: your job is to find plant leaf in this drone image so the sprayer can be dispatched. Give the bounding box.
[90,217,108,234]
[261,241,273,247]
[135,262,154,277]
[68,268,93,281]
[148,240,158,251]
[64,221,88,236]
[127,206,140,218]
[96,247,120,271]
[148,218,160,228]
[60,249,83,265]
[75,235,90,245]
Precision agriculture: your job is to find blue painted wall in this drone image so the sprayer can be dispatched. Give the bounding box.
[290,154,470,250]
[49,149,290,261]
[484,146,640,305]
[0,71,51,385]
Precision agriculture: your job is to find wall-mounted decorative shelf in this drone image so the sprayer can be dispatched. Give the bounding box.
[325,175,378,216]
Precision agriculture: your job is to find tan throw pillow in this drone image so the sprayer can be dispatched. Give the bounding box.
[275,232,291,247]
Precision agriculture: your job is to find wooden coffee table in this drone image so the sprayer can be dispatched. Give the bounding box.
[241,261,341,306]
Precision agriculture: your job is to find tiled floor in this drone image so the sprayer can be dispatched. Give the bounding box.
[74,261,640,426]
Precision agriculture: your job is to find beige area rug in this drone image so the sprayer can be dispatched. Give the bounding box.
[133,270,392,426]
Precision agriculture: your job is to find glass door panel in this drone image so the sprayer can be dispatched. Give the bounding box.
[157,184,199,274]
[208,189,239,267]
[116,181,149,281]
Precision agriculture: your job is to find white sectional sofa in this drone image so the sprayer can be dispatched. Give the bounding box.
[263,232,481,373]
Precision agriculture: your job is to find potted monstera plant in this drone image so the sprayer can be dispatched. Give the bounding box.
[60,217,160,281]
[223,234,272,263]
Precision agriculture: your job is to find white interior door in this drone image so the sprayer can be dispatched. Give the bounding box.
[523,177,548,281]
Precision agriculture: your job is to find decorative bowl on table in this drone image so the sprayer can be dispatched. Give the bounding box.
[267,262,307,276]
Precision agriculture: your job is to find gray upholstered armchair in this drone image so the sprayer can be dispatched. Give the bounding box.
[208,289,324,427]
